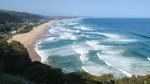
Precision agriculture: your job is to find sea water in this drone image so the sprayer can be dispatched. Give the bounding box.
[35,18,150,78]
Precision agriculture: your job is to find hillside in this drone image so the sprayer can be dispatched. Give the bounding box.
[0,9,49,36]
[0,9,45,23]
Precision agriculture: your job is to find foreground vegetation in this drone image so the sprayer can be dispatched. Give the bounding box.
[0,38,150,84]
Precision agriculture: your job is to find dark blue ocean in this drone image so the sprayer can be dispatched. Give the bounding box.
[35,18,150,78]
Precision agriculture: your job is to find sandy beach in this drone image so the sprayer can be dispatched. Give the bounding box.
[10,20,58,61]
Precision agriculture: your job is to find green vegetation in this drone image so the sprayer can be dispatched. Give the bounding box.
[0,9,150,84]
[116,75,150,84]
[66,72,115,84]
[0,73,35,84]
[24,64,66,84]
[0,39,65,84]
[0,40,31,75]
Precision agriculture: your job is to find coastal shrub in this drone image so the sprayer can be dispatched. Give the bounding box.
[0,73,36,84]
[0,62,4,76]
[66,71,114,84]
[0,40,31,75]
[116,75,150,84]
[66,71,99,84]
[24,64,66,84]
[31,61,43,66]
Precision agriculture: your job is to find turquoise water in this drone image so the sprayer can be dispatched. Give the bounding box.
[35,18,150,78]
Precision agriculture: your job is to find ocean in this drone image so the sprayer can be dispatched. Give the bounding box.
[35,18,150,78]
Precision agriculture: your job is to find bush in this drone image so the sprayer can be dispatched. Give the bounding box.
[0,40,31,75]
[66,72,114,84]
[24,64,66,84]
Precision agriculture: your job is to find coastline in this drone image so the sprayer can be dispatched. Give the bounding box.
[10,20,58,62]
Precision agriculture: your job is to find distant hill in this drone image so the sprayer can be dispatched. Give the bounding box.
[0,9,45,24]
[0,9,49,34]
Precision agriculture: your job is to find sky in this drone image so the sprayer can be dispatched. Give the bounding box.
[0,0,150,18]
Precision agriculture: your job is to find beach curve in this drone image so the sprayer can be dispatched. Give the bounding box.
[10,20,58,61]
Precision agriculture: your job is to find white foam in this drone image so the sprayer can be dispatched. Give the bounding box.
[72,45,89,54]
[67,29,77,33]
[69,23,78,25]
[59,32,80,40]
[81,34,84,36]
[82,61,119,76]
[72,43,94,63]
[35,44,78,63]
[36,40,43,45]
[99,33,121,39]
[106,39,137,42]
[47,45,77,57]
[86,40,112,50]
[70,36,78,40]
[35,48,49,63]
[58,47,76,56]
[148,57,150,61]
[82,65,104,75]
[55,22,62,26]
[98,50,150,76]
[86,40,100,50]
[83,32,100,35]
[117,68,132,77]
[74,25,92,30]
[99,33,137,42]
[97,53,132,77]
[72,46,89,63]
[49,28,59,34]
[59,32,72,40]
[80,54,89,63]
[86,40,100,46]
[97,45,112,50]
[101,50,124,55]
[80,34,89,38]
[59,28,67,32]
[80,26,91,30]
[35,19,84,63]
[74,26,82,29]
[76,30,80,33]
[45,37,58,42]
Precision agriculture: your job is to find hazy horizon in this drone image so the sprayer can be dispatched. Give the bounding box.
[0,0,150,18]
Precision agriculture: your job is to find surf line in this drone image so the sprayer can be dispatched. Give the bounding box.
[148,57,150,61]
[97,53,132,77]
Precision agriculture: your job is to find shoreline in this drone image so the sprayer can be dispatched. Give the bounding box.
[11,20,58,62]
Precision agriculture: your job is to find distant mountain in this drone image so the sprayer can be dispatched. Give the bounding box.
[0,9,45,24]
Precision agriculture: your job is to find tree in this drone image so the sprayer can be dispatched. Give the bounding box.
[24,64,66,84]
[0,40,31,75]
